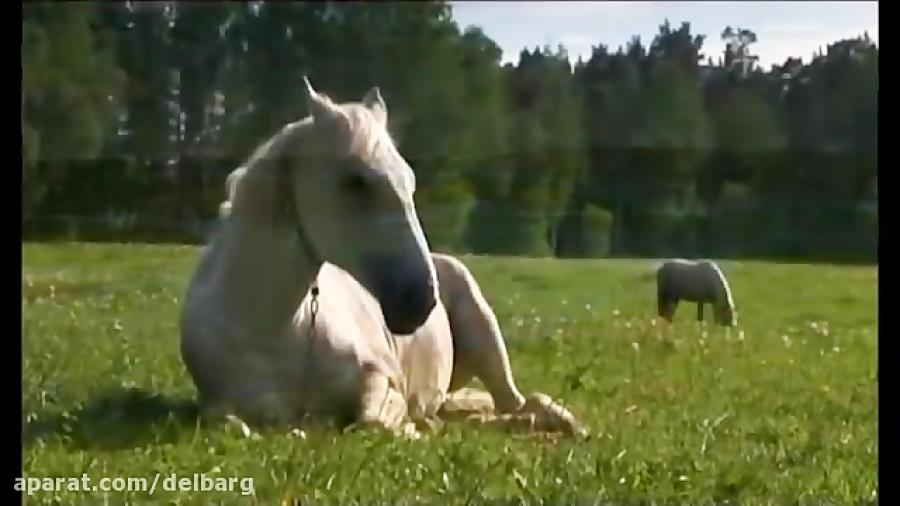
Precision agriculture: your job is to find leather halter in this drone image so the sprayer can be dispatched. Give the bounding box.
[277,154,322,277]
[296,226,321,272]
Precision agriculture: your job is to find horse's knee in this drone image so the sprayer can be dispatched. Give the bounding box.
[357,365,408,428]
[432,253,524,413]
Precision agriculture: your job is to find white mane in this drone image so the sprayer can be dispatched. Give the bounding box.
[707,261,735,308]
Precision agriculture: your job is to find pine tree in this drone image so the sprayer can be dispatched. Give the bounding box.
[23,2,125,216]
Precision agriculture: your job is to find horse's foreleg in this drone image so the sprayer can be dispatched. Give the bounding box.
[443,391,587,437]
[438,386,496,420]
[434,254,587,436]
[658,298,677,323]
[442,275,526,414]
[353,364,419,438]
[431,255,525,413]
[697,302,704,322]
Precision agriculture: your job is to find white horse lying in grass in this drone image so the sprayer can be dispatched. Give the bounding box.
[656,259,737,327]
[181,78,585,438]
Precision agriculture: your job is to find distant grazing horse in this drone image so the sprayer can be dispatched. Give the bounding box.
[656,259,737,326]
[180,77,585,438]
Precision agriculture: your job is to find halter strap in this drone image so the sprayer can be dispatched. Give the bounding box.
[279,154,322,286]
[296,226,321,271]
[297,227,322,303]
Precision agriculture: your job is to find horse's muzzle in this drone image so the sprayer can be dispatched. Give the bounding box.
[381,276,437,335]
[361,254,437,335]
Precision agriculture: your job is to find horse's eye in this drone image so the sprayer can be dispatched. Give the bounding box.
[341,172,368,192]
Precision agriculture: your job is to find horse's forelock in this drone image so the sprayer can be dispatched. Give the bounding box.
[342,104,392,161]
[220,101,401,220]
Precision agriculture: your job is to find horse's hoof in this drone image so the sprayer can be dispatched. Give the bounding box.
[522,392,589,438]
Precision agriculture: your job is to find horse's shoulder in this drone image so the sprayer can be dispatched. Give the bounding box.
[317,264,369,300]
[315,263,385,319]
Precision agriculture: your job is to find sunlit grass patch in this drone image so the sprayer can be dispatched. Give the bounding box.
[22,243,877,504]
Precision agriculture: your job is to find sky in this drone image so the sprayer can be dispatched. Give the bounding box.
[450,1,879,69]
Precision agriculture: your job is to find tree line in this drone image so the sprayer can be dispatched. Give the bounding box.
[22,2,878,262]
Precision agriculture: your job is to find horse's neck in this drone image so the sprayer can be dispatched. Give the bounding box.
[203,216,319,334]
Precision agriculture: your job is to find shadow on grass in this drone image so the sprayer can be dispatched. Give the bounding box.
[23,387,200,451]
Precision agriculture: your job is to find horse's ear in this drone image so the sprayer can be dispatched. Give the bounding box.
[362,86,387,125]
[302,76,345,126]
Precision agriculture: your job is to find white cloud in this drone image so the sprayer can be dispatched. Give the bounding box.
[453,1,878,68]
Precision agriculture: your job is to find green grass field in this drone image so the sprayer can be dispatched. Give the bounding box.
[22,243,877,504]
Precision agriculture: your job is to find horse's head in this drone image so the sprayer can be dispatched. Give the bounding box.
[709,262,736,327]
[284,77,437,334]
[715,303,736,327]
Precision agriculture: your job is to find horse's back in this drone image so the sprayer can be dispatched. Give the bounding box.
[657,259,719,301]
